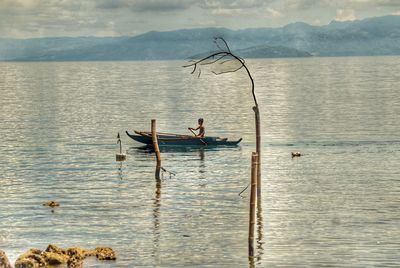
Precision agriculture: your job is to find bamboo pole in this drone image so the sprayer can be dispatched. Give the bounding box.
[155,165,161,181]
[151,119,162,166]
[249,152,258,257]
[253,105,261,200]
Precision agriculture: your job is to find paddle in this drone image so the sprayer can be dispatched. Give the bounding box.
[188,128,207,145]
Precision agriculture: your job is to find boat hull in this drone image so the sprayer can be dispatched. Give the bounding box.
[126,131,242,146]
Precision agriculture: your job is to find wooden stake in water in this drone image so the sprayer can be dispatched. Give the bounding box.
[116,132,126,161]
[249,152,258,257]
[253,105,261,200]
[151,119,162,166]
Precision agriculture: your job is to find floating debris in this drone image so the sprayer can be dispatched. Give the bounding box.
[42,201,60,208]
[291,152,302,158]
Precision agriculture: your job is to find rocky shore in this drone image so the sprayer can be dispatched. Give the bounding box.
[0,250,11,268]
[1,245,116,268]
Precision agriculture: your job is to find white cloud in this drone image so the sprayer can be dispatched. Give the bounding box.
[0,0,398,38]
[335,9,357,21]
[266,7,282,17]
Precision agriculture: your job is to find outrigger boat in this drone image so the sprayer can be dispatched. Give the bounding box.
[126,130,242,146]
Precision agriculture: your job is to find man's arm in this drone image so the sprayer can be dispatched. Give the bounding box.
[189,125,200,131]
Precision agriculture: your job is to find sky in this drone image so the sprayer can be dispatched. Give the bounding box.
[1,0,400,38]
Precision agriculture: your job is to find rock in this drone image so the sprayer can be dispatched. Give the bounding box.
[45,244,66,255]
[83,249,96,257]
[15,245,116,267]
[15,258,37,268]
[67,255,83,268]
[66,247,87,259]
[42,251,68,265]
[42,201,60,208]
[95,247,117,261]
[0,250,11,268]
[15,249,46,268]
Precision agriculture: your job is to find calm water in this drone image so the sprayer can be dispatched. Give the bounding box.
[0,57,399,267]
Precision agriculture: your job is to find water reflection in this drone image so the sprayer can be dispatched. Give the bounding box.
[2,59,399,267]
[198,149,205,161]
[152,170,162,264]
[256,202,264,265]
[248,256,255,268]
[117,162,123,180]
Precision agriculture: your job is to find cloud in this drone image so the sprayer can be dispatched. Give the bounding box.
[96,0,129,9]
[335,9,357,21]
[266,7,282,17]
[0,0,398,38]
[133,0,196,12]
[95,0,196,12]
[201,0,270,9]
[376,0,400,7]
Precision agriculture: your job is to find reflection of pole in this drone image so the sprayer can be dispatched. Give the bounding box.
[151,119,162,166]
[155,165,161,181]
[256,199,264,262]
[152,174,161,265]
[249,152,258,257]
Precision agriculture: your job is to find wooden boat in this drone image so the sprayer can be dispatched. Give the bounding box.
[126,131,242,146]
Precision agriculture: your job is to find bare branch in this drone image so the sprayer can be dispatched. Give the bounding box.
[190,64,197,75]
[219,58,237,65]
[183,37,258,107]
[199,53,231,66]
[183,51,230,68]
[214,37,231,53]
[212,64,244,75]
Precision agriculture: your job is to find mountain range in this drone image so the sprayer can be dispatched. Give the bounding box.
[0,15,399,61]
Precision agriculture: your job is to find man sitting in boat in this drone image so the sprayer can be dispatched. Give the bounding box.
[189,118,205,138]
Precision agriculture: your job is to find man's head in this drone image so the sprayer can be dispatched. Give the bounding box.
[198,118,204,125]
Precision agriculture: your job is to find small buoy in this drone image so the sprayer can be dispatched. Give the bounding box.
[116,132,127,162]
[291,152,302,158]
[116,154,126,161]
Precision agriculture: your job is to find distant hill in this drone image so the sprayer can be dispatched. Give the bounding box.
[190,45,311,59]
[236,45,312,58]
[0,15,399,61]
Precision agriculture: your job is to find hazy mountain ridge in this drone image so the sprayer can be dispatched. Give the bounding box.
[0,15,399,61]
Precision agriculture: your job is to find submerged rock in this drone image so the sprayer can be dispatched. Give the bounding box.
[95,247,117,261]
[0,250,11,268]
[14,245,116,268]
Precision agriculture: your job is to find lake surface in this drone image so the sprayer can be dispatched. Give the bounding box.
[0,57,399,267]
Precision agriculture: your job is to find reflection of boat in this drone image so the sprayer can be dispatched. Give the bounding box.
[126,131,242,146]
